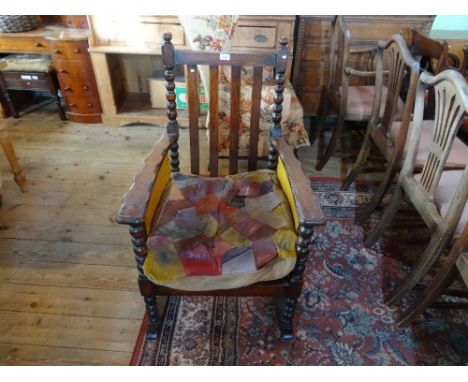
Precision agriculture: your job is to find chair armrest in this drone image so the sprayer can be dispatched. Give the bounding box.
[350,46,378,55]
[344,67,376,77]
[276,138,325,227]
[115,133,174,226]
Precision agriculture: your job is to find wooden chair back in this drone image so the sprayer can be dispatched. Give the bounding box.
[161,32,289,177]
[408,28,449,74]
[401,69,468,226]
[371,34,420,148]
[461,46,468,78]
[327,16,351,99]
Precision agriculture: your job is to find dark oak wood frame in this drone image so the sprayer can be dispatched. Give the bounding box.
[116,33,324,341]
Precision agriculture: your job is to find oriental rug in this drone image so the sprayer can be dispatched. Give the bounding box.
[130,178,468,366]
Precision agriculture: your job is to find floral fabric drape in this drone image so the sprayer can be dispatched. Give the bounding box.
[179,15,310,156]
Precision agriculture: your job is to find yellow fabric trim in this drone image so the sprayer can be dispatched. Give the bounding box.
[144,154,171,235]
[277,157,299,228]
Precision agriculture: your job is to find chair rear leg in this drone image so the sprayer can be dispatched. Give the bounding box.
[315,111,345,171]
[364,185,404,247]
[384,228,453,306]
[341,133,372,191]
[309,89,329,145]
[143,295,161,340]
[355,162,399,224]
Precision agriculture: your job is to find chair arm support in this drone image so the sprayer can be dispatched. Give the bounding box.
[115,133,174,225]
[276,138,325,227]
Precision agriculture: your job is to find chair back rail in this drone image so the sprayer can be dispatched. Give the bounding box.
[380,35,420,135]
[328,16,350,100]
[409,28,449,74]
[186,64,200,175]
[161,32,289,176]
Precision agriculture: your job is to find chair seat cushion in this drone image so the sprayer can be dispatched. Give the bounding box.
[346,85,403,120]
[390,120,468,166]
[414,170,467,238]
[0,54,54,73]
[144,170,297,291]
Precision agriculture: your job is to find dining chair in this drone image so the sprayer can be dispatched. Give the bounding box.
[115,33,324,341]
[342,34,467,227]
[363,69,468,309]
[311,16,392,171]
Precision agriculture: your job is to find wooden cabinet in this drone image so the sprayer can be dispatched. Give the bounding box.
[0,26,103,123]
[87,16,295,127]
[47,37,102,123]
[292,16,435,115]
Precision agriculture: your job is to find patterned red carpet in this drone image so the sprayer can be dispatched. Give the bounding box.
[131,178,468,365]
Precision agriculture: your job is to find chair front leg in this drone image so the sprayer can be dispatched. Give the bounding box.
[364,184,404,247]
[277,223,314,341]
[129,222,161,340]
[355,158,400,225]
[0,128,26,192]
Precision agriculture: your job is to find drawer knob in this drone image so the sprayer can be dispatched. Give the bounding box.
[64,87,72,92]
[34,42,42,48]
[88,103,93,108]
[69,103,76,107]
[254,34,267,43]
[59,68,67,73]
[26,82,31,85]
[83,85,89,91]
[54,49,61,54]
[74,48,81,53]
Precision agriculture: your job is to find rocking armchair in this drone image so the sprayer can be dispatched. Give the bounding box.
[115,34,324,341]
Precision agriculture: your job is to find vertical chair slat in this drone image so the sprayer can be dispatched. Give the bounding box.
[229,66,241,175]
[209,65,219,177]
[186,64,200,175]
[248,66,263,171]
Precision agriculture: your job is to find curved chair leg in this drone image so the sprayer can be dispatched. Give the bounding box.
[355,160,400,225]
[396,263,458,327]
[341,133,373,191]
[309,89,329,145]
[0,127,26,192]
[384,227,453,306]
[364,185,404,247]
[315,111,346,171]
[144,295,161,340]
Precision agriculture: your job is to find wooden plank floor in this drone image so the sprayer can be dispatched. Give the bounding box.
[0,106,383,365]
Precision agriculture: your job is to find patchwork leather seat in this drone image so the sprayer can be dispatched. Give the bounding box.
[144,170,297,291]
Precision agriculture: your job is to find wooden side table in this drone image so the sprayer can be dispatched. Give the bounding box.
[0,54,66,120]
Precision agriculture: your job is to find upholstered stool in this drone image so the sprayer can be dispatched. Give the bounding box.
[0,54,65,120]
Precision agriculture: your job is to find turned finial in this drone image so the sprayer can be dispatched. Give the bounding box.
[163,32,172,43]
[279,37,288,48]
